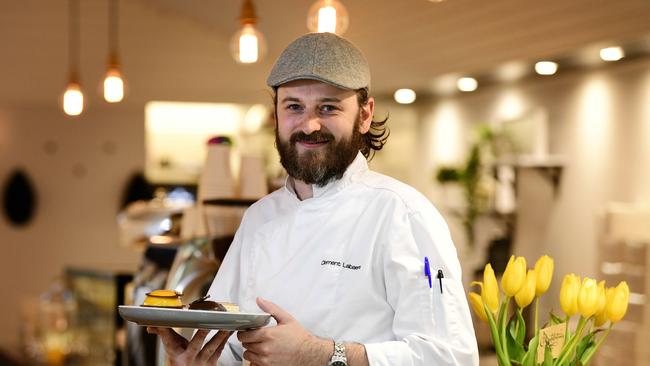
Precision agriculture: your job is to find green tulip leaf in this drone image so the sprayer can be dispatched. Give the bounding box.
[497,298,508,335]
[549,311,564,326]
[516,309,526,343]
[506,315,526,363]
[574,332,595,363]
[520,334,539,366]
[579,344,597,366]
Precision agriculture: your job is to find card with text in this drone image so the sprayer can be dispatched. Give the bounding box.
[537,323,566,363]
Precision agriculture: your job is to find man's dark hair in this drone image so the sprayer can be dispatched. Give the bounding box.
[272,87,390,161]
[355,88,389,160]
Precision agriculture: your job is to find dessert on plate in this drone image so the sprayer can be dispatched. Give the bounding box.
[141,289,183,308]
[188,295,240,312]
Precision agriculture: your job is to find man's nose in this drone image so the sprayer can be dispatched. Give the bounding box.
[299,112,322,135]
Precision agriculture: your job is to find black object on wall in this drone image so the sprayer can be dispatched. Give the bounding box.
[2,169,38,226]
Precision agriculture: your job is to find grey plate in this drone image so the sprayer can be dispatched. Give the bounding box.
[118,305,271,331]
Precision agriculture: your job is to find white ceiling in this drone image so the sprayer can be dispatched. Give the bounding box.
[2,0,650,107]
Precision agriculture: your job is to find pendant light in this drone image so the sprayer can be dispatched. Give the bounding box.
[230,0,266,64]
[307,0,349,35]
[103,0,125,103]
[63,0,84,116]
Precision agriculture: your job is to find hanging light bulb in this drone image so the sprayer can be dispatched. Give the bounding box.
[104,53,125,103]
[307,0,349,35]
[63,74,84,116]
[103,0,125,103]
[63,0,84,116]
[230,0,266,64]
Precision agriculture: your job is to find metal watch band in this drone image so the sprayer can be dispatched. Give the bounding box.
[328,342,347,366]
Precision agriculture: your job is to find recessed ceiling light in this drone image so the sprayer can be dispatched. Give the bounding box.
[393,89,416,104]
[457,77,478,92]
[600,46,624,62]
[534,61,558,75]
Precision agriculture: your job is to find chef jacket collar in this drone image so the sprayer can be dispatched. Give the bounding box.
[283,152,368,200]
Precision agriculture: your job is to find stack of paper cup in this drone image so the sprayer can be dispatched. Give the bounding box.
[197,139,235,202]
[239,155,268,199]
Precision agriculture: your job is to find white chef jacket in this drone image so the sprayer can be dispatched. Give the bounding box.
[208,153,479,365]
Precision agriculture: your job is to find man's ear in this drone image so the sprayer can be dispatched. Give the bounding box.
[358,97,375,134]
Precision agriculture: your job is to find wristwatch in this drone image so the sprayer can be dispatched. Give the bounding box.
[328,342,347,366]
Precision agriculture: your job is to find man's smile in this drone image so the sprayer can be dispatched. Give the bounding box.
[297,140,330,149]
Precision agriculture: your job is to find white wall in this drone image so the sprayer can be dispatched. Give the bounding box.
[0,103,145,352]
[411,57,650,318]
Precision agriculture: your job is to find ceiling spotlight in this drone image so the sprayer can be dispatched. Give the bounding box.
[457,77,478,92]
[600,46,624,62]
[394,89,416,104]
[534,61,558,76]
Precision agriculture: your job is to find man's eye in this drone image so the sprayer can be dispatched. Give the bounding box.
[286,104,302,111]
[320,105,338,113]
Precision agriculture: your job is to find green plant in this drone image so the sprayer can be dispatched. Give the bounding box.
[435,125,497,248]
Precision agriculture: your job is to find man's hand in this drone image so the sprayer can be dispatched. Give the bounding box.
[237,297,332,366]
[147,327,233,366]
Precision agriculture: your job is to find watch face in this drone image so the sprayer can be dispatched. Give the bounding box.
[331,362,347,366]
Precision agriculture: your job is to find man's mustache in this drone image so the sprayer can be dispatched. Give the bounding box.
[290,131,335,144]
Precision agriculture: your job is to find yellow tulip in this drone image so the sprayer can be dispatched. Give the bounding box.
[502,255,527,297]
[534,255,554,296]
[482,263,500,313]
[468,292,488,322]
[594,287,614,327]
[577,277,600,318]
[606,281,630,323]
[560,273,580,316]
[515,269,537,308]
[595,281,606,314]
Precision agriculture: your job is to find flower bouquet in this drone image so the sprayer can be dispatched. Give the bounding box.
[469,255,630,366]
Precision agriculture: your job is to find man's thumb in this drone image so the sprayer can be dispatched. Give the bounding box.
[256,297,293,324]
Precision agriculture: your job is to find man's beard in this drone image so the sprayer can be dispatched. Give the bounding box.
[276,120,363,187]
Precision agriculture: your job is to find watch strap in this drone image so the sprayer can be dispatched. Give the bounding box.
[328,341,347,366]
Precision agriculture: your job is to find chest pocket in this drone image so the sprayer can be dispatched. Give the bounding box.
[430,276,462,340]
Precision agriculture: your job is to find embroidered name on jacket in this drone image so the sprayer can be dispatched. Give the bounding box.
[321,260,362,270]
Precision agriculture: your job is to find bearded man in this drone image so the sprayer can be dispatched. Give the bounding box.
[151,32,479,366]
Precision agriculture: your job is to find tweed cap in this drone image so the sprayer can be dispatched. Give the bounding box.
[267,32,370,91]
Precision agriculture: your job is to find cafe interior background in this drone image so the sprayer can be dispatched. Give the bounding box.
[1,0,650,364]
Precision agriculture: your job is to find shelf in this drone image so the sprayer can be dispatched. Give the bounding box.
[494,155,565,192]
[202,198,259,207]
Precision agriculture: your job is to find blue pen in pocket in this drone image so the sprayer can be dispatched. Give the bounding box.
[424,257,432,289]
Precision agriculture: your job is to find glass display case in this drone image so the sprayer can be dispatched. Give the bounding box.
[65,268,133,366]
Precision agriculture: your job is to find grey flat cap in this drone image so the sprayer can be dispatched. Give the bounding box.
[267,32,370,91]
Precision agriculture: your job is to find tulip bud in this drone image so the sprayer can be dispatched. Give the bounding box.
[560,273,580,316]
[595,281,606,314]
[482,263,500,314]
[502,255,527,297]
[515,269,537,308]
[468,292,488,322]
[534,255,554,296]
[606,281,630,323]
[594,287,614,327]
[577,277,599,318]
